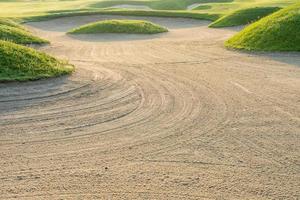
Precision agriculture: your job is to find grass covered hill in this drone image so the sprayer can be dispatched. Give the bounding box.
[68,19,168,34]
[209,7,280,28]
[0,40,73,81]
[225,3,300,51]
[0,18,26,30]
[0,24,49,45]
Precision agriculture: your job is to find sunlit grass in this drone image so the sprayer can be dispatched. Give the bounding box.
[0,0,298,19]
[0,40,73,81]
[225,3,300,51]
[68,19,168,34]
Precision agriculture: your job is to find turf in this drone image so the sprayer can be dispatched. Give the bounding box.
[0,24,49,45]
[151,0,234,10]
[91,0,233,11]
[196,0,298,15]
[90,1,149,10]
[0,40,73,81]
[225,3,300,51]
[24,10,220,23]
[0,0,297,19]
[68,19,168,34]
[209,7,281,27]
[0,18,25,30]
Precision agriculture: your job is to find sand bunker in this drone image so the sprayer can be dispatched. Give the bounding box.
[1,15,300,199]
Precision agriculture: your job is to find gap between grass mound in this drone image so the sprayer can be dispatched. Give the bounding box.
[0,40,73,81]
[209,7,281,28]
[68,19,168,34]
[225,3,300,51]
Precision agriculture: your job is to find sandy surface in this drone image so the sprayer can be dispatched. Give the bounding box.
[1,15,300,199]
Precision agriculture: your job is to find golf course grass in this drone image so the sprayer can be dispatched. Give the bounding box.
[24,10,219,23]
[225,3,300,51]
[68,19,168,34]
[91,0,233,10]
[1,0,298,19]
[209,7,280,27]
[0,18,26,30]
[0,40,73,81]
[0,24,49,45]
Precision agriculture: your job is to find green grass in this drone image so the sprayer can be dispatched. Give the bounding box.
[24,10,220,23]
[0,18,25,30]
[209,7,281,27]
[0,0,298,19]
[195,0,299,15]
[193,5,212,11]
[0,24,49,45]
[0,40,74,81]
[91,0,233,11]
[89,1,149,9]
[68,19,168,34]
[225,3,300,51]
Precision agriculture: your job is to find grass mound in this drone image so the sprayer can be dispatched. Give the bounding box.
[209,7,280,28]
[0,40,73,81]
[0,25,48,45]
[0,18,25,30]
[68,19,168,34]
[225,3,300,51]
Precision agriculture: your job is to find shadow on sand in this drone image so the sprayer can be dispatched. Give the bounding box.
[66,31,167,42]
[0,74,77,115]
[228,49,300,68]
